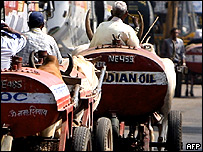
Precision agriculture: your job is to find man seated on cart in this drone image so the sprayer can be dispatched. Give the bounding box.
[1,21,27,70]
[16,11,63,66]
[89,1,141,48]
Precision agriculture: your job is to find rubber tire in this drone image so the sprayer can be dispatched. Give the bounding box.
[111,117,119,139]
[111,117,119,151]
[167,110,182,151]
[96,117,113,151]
[72,127,92,151]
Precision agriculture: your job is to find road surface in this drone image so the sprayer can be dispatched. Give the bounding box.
[123,84,202,151]
[172,84,202,151]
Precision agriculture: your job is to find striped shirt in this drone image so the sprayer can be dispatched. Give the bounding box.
[17,28,62,65]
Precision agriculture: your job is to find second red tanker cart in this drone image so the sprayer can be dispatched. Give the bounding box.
[77,41,183,151]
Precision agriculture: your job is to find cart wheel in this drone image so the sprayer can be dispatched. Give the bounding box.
[111,117,119,138]
[1,135,13,151]
[72,127,92,151]
[96,117,113,151]
[167,110,182,151]
[111,116,119,151]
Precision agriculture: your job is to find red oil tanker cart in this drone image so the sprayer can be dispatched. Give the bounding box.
[77,41,183,151]
[185,43,202,74]
[185,43,202,96]
[1,53,106,151]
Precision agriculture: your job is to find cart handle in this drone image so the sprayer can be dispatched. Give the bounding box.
[71,84,80,107]
[95,65,107,94]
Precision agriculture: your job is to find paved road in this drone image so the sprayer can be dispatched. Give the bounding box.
[172,84,202,151]
[123,84,202,151]
[152,84,202,151]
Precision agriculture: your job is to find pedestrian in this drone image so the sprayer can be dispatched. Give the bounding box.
[17,11,63,65]
[161,27,186,97]
[1,21,27,70]
[161,27,186,65]
[89,1,141,48]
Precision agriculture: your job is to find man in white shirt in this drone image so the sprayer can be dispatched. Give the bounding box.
[89,1,140,48]
[1,22,26,70]
[17,12,63,65]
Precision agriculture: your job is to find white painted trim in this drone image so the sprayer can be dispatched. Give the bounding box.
[103,71,168,85]
[186,55,202,63]
[1,92,56,104]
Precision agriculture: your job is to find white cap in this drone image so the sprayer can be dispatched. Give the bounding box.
[113,1,127,13]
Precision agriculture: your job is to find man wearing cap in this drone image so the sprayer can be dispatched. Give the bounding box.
[89,1,140,48]
[17,11,63,65]
[1,21,27,70]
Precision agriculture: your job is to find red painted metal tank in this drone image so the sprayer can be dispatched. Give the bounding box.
[185,43,202,74]
[1,67,71,138]
[77,45,168,122]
